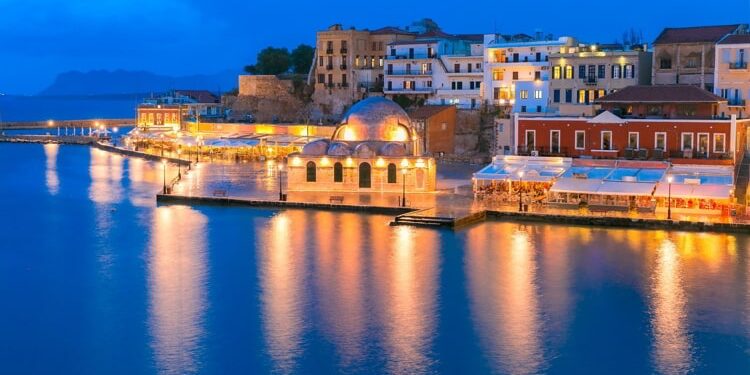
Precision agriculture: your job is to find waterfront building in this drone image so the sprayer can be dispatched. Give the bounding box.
[408,105,457,155]
[514,85,748,165]
[137,90,226,131]
[483,34,577,114]
[652,24,748,91]
[714,34,750,118]
[383,32,484,109]
[549,44,652,116]
[136,104,182,131]
[309,24,417,117]
[288,97,436,193]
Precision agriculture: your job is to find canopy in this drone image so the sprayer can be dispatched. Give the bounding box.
[596,181,656,196]
[550,178,604,194]
[654,183,733,200]
[474,155,571,182]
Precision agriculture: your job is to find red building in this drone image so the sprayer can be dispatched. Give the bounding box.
[515,85,749,165]
[136,105,182,129]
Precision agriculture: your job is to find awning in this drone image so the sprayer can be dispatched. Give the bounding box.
[596,181,656,196]
[550,178,603,194]
[654,183,733,200]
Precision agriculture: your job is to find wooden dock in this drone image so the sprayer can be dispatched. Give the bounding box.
[391,208,487,229]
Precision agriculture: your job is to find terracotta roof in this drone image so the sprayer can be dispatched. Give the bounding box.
[409,105,454,119]
[594,85,727,103]
[175,90,220,103]
[653,24,744,44]
[388,39,440,46]
[370,26,416,36]
[718,33,750,45]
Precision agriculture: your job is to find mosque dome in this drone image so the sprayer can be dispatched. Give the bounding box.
[327,142,353,156]
[332,97,414,143]
[301,139,329,156]
[379,142,408,157]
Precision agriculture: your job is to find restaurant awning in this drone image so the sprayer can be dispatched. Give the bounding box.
[653,183,733,200]
[474,156,571,182]
[549,178,603,194]
[596,181,656,196]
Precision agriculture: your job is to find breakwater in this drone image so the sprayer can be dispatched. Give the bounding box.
[0,118,132,130]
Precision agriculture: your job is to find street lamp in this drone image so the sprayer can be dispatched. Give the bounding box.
[278,163,285,201]
[518,170,525,212]
[401,168,408,207]
[176,149,182,180]
[667,174,673,220]
[186,143,192,170]
[159,134,165,157]
[162,159,167,195]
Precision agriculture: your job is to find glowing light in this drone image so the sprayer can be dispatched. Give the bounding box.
[321,156,331,167]
[113,127,119,133]
[341,126,356,141]
[415,158,426,168]
[389,126,408,142]
[345,157,353,167]
[376,157,386,168]
[47,120,54,127]
[291,156,302,167]
[667,175,674,184]
[400,159,409,168]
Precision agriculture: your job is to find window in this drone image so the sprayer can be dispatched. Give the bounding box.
[525,130,535,150]
[697,133,709,154]
[579,65,586,78]
[553,89,561,103]
[536,105,542,113]
[628,132,639,149]
[552,66,561,79]
[575,130,585,150]
[681,133,694,151]
[578,90,586,104]
[534,90,543,99]
[612,65,621,79]
[624,64,634,79]
[387,163,397,183]
[598,65,606,78]
[454,63,461,73]
[512,71,519,80]
[565,89,573,103]
[319,56,324,66]
[601,131,613,150]
[333,162,343,182]
[521,105,527,112]
[564,65,574,79]
[550,130,560,153]
[317,74,325,84]
[655,132,667,151]
[660,57,672,69]
[492,69,503,80]
[520,90,529,99]
[714,133,726,153]
[306,161,316,182]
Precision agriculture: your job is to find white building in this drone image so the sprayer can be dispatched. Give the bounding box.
[383,33,484,109]
[483,35,577,114]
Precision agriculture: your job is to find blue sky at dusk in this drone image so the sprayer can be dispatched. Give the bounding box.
[1,0,749,95]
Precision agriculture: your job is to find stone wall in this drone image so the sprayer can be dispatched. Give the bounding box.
[233,75,304,123]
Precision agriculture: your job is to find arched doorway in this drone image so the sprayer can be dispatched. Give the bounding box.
[359,162,371,188]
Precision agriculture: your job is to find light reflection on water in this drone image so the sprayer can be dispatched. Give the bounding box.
[148,205,208,375]
[2,144,750,374]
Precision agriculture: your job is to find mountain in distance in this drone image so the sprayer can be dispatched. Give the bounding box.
[38,69,240,96]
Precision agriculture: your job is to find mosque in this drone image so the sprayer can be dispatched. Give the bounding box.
[287,97,437,193]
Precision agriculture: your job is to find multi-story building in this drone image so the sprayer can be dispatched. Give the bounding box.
[652,24,748,91]
[714,34,750,118]
[549,44,652,116]
[383,32,484,109]
[483,35,577,114]
[309,24,416,117]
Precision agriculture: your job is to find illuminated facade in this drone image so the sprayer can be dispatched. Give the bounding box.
[137,105,182,131]
[288,97,437,192]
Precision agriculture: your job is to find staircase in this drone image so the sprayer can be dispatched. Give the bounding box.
[391,208,487,229]
[735,152,750,205]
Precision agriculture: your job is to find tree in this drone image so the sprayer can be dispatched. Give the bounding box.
[290,44,315,75]
[244,47,290,75]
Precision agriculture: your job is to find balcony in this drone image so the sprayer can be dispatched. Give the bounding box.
[340,48,348,54]
[436,88,480,96]
[386,70,432,76]
[583,77,598,86]
[340,64,348,70]
[728,99,746,107]
[383,87,435,94]
[729,62,748,69]
[325,64,333,71]
[341,82,349,88]
[387,54,436,60]
[326,48,334,54]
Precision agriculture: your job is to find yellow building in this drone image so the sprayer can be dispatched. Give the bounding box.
[715,34,750,118]
[288,97,436,192]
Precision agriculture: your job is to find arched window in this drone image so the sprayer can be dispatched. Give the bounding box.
[306,161,317,182]
[358,162,371,188]
[333,162,343,182]
[387,163,397,183]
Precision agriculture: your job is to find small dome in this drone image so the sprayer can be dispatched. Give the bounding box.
[332,97,414,143]
[379,142,408,157]
[327,142,352,156]
[301,139,330,156]
[353,143,376,158]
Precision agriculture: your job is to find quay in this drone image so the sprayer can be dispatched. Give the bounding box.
[0,118,131,130]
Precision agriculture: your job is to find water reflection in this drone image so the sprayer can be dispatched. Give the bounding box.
[650,236,692,373]
[89,148,124,205]
[148,205,208,375]
[374,224,439,374]
[466,224,545,374]
[43,143,59,195]
[259,212,307,374]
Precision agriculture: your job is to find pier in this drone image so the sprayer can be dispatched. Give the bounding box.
[0,118,132,130]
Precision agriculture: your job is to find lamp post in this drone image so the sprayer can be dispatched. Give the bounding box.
[278,163,285,201]
[176,149,182,180]
[518,170,525,212]
[401,168,408,207]
[667,174,673,220]
[186,143,192,170]
[162,159,167,195]
[159,134,165,157]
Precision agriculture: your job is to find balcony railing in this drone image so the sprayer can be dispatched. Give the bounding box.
[325,65,333,70]
[341,82,349,88]
[728,99,746,106]
[729,62,748,69]
[326,48,334,54]
[384,87,435,93]
[386,70,432,76]
[583,77,598,85]
[387,54,436,60]
[340,48,348,54]
[340,64,347,70]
